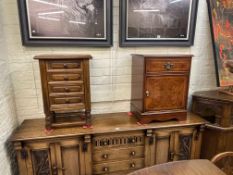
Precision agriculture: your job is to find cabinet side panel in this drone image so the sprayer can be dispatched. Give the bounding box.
[131,55,145,113]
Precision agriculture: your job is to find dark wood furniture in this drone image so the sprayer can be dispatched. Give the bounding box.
[34,54,92,129]
[127,160,226,175]
[131,55,192,124]
[11,112,206,175]
[211,152,233,175]
[192,90,233,160]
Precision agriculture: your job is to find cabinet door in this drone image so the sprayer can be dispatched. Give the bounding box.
[144,75,189,112]
[154,127,196,165]
[23,142,54,175]
[51,139,86,175]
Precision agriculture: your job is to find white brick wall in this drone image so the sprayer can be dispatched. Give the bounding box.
[1,0,217,124]
[0,0,218,174]
[0,1,18,175]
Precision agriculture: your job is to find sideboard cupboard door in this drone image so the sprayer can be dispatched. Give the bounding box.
[22,142,54,175]
[154,127,197,165]
[53,139,86,175]
[144,75,189,112]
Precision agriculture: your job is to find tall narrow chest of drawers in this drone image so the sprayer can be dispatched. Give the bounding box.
[131,54,192,124]
[34,54,92,129]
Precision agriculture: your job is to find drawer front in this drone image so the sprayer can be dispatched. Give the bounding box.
[47,61,82,70]
[48,73,82,81]
[49,85,83,93]
[50,96,84,105]
[146,58,191,73]
[93,158,144,175]
[93,146,144,163]
[50,103,85,112]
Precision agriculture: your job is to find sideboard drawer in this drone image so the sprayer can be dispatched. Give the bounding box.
[47,61,82,70]
[146,58,191,73]
[93,146,144,163]
[93,158,144,175]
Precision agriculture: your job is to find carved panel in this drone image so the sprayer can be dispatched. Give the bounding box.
[31,150,50,175]
[93,133,145,149]
[178,135,192,160]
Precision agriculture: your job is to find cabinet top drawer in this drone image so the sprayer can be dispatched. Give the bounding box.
[146,58,191,73]
[47,61,82,70]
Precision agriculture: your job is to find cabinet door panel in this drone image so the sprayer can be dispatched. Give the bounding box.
[57,139,85,175]
[31,150,51,175]
[61,146,81,175]
[145,75,189,111]
[178,134,193,160]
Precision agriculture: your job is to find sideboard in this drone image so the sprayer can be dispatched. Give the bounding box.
[11,113,206,175]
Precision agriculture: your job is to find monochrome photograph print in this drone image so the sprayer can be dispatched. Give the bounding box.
[120,0,199,46]
[17,0,112,46]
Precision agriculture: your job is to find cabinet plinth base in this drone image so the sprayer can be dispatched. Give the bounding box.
[133,111,187,124]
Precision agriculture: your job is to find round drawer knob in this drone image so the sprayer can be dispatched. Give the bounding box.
[64,88,70,92]
[103,167,109,172]
[102,154,108,159]
[132,139,135,143]
[63,64,68,68]
[104,141,108,146]
[130,163,136,168]
[131,151,136,156]
[64,77,69,81]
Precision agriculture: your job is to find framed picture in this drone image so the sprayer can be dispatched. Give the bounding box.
[207,0,233,87]
[17,0,112,46]
[120,0,199,47]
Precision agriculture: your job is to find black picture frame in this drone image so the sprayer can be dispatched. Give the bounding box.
[120,0,199,47]
[17,0,113,47]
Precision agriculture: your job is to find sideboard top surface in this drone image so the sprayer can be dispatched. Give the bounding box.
[11,112,207,142]
[193,90,233,103]
[34,54,92,60]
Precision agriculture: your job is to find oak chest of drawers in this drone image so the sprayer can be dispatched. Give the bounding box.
[131,55,192,124]
[34,54,92,129]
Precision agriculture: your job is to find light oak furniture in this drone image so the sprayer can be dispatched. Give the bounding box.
[127,159,226,175]
[192,90,233,160]
[131,54,192,124]
[211,152,233,175]
[34,54,92,129]
[11,113,206,175]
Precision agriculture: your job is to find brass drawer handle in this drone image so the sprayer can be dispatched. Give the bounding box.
[102,154,108,159]
[130,163,136,168]
[103,167,109,172]
[164,62,174,71]
[131,151,136,156]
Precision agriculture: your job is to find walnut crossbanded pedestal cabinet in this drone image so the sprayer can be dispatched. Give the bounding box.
[131,55,192,124]
[11,112,206,175]
[34,54,92,129]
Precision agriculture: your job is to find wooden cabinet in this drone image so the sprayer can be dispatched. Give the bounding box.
[131,55,192,124]
[34,54,92,129]
[14,137,90,175]
[192,90,233,160]
[11,113,206,175]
